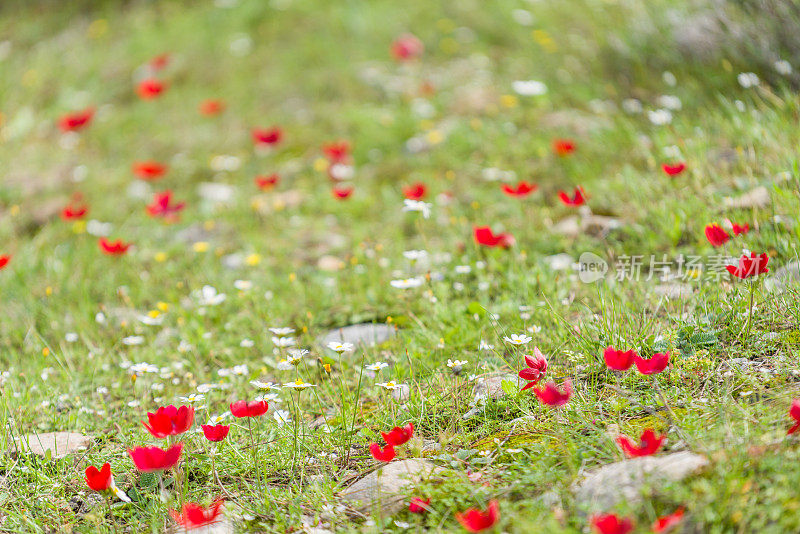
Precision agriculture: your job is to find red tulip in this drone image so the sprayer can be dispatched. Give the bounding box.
[128,443,183,472]
[661,162,686,176]
[591,513,633,534]
[533,380,572,407]
[704,224,730,247]
[391,33,424,61]
[552,138,576,156]
[137,78,167,100]
[455,500,499,532]
[369,443,396,462]
[322,141,351,163]
[170,500,225,529]
[617,428,666,458]
[252,127,282,146]
[731,222,750,236]
[409,497,431,514]
[603,346,636,371]
[229,400,269,418]
[58,108,94,132]
[501,181,538,197]
[473,226,515,248]
[149,53,170,71]
[202,424,230,442]
[403,182,427,200]
[0,255,10,270]
[255,174,279,190]
[787,399,800,435]
[99,238,131,256]
[633,352,670,375]
[519,348,548,390]
[332,187,354,199]
[146,190,186,219]
[61,205,88,221]
[727,252,769,279]
[85,462,112,491]
[132,161,168,180]
[652,507,685,533]
[142,405,194,439]
[558,187,586,206]
[199,99,225,116]
[381,422,414,446]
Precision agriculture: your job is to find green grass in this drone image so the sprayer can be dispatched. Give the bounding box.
[0,0,799,532]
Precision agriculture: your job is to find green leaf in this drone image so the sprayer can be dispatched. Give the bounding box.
[501,379,517,396]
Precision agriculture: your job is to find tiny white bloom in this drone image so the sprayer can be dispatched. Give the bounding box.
[376,381,403,391]
[240,338,255,348]
[272,336,296,347]
[647,109,672,125]
[512,79,547,96]
[327,341,354,353]
[196,285,226,306]
[251,380,281,390]
[365,362,389,372]
[737,72,760,88]
[390,276,424,289]
[269,327,295,337]
[775,59,792,75]
[234,279,253,291]
[283,378,316,389]
[402,199,431,218]
[504,334,532,345]
[273,409,291,425]
[122,335,144,346]
[479,340,495,351]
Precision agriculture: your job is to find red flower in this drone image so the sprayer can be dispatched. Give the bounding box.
[99,238,131,256]
[473,226,515,248]
[501,181,538,197]
[403,182,427,200]
[229,400,269,418]
[332,186,354,199]
[146,190,186,219]
[661,162,686,176]
[727,252,769,279]
[61,204,88,221]
[591,513,634,534]
[519,347,548,390]
[533,380,572,407]
[633,352,670,375]
[199,99,225,116]
[170,500,225,530]
[252,127,282,146]
[322,141,351,163]
[149,53,170,71]
[132,161,168,180]
[381,422,414,446]
[255,174,279,190]
[0,255,10,270]
[409,497,431,514]
[128,442,183,472]
[558,187,586,206]
[553,138,576,156]
[202,424,230,442]
[603,346,636,371]
[704,224,730,247]
[652,507,685,533]
[85,462,112,491]
[58,108,94,132]
[455,500,499,532]
[137,78,167,100]
[787,400,800,435]
[369,443,396,462]
[730,222,750,236]
[617,428,666,458]
[391,33,424,61]
[142,405,194,438]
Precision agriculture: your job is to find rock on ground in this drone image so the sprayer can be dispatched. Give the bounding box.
[572,451,708,511]
[339,459,444,515]
[14,432,94,459]
[318,323,396,352]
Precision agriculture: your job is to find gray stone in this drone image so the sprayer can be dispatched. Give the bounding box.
[339,459,444,515]
[572,451,708,511]
[392,383,411,404]
[319,323,396,352]
[766,261,800,292]
[472,373,523,401]
[14,432,94,459]
[724,186,770,209]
